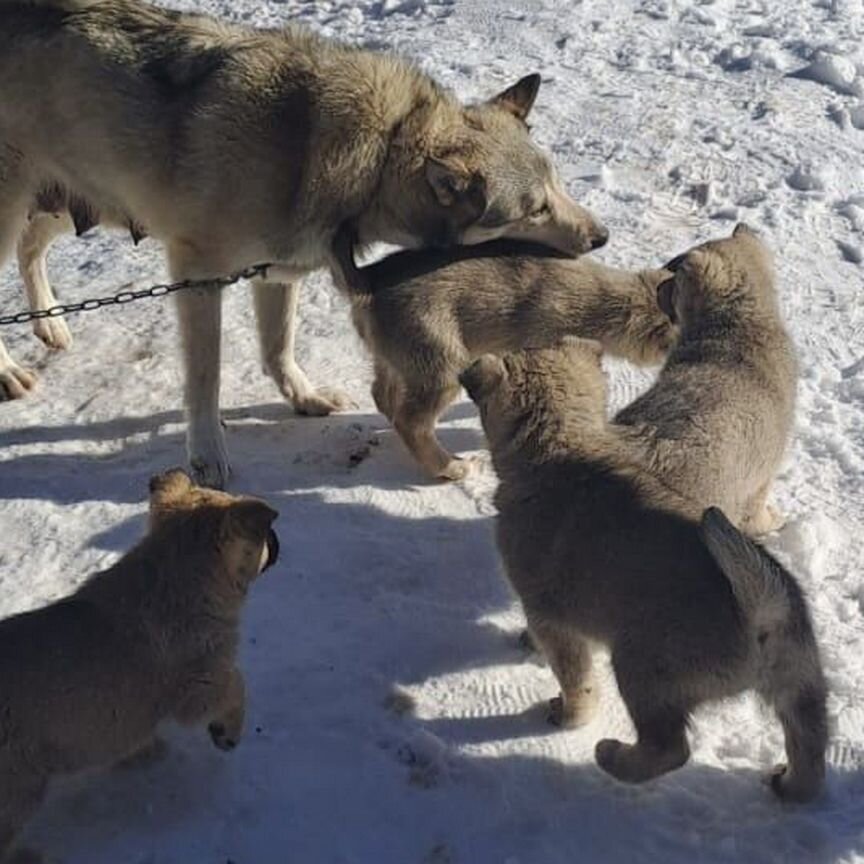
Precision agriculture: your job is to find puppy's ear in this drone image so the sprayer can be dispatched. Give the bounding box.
[460,354,507,403]
[733,222,758,238]
[488,73,541,121]
[425,156,487,213]
[227,499,279,540]
[149,468,193,506]
[656,277,679,324]
[663,253,687,273]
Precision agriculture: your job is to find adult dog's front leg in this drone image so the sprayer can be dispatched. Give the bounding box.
[253,279,354,416]
[174,283,228,488]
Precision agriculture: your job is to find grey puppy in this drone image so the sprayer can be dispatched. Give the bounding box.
[330,234,675,480]
[460,340,827,801]
[614,224,796,534]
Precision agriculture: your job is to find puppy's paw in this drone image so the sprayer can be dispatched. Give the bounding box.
[749,503,785,535]
[0,361,37,400]
[769,764,823,803]
[208,721,239,752]
[595,736,689,783]
[293,386,355,416]
[437,456,479,482]
[33,316,72,350]
[595,738,626,775]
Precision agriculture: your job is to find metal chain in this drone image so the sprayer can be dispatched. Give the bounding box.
[0,262,272,327]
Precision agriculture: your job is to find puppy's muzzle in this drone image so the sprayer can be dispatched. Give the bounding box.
[263,528,280,572]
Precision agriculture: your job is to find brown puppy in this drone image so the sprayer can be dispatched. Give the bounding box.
[0,469,279,863]
[330,233,675,480]
[461,341,827,801]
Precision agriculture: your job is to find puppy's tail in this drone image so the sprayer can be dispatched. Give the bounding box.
[701,506,827,801]
[701,506,798,637]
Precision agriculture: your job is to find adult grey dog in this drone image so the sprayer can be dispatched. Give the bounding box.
[0,0,607,486]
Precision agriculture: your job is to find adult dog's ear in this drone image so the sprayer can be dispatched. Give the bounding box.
[656,277,679,324]
[488,73,541,121]
[425,157,487,213]
[460,354,507,403]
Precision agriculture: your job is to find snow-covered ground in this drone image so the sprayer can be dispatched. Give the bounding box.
[2,0,864,861]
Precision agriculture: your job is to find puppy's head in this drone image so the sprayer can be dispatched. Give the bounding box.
[367,74,607,256]
[148,469,280,591]
[460,338,605,465]
[656,223,775,328]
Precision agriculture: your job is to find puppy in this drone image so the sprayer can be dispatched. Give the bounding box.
[330,233,676,480]
[614,224,796,534]
[460,341,826,801]
[0,469,279,863]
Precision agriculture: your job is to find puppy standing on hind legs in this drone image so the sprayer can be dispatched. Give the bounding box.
[329,229,675,481]
[613,224,796,534]
[461,342,827,800]
[0,469,280,863]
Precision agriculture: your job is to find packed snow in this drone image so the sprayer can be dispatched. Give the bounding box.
[2,0,864,861]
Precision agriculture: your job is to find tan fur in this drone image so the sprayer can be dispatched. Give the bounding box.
[613,224,797,534]
[461,341,826,800]
[330,233,675,480]
[0,0,607,488]
[0,469,279,863]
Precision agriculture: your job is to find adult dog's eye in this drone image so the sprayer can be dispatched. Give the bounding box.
[529,202,550,218]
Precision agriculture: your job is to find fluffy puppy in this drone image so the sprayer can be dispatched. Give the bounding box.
[0,469,279,863]
[614,224,796,534]
[460,341,826,801]
[330,233,675,480]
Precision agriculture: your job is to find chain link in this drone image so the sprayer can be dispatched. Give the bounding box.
[0,262,272,327]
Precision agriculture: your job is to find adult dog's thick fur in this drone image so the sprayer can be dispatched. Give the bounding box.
[330,234,675,480]
[0,0,607,488]
[461,341,826,800]
[613,224,796,534]
[0,469,279,863]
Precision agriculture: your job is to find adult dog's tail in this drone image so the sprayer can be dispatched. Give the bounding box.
[701,506,827,802]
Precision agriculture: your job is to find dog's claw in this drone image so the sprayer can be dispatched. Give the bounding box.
[294,386,355,416]
[33,316,73,350]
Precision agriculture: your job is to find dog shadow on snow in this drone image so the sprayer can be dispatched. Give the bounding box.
[10,489,864,863]
[0,399,485,505]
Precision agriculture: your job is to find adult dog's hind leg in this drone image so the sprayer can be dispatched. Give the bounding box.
[17,211,74,350]
[253,279,354,416]
[0,150,36,400]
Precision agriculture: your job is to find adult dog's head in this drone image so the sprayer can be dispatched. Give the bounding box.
[362,74,608,257]
[147,469,280,597]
